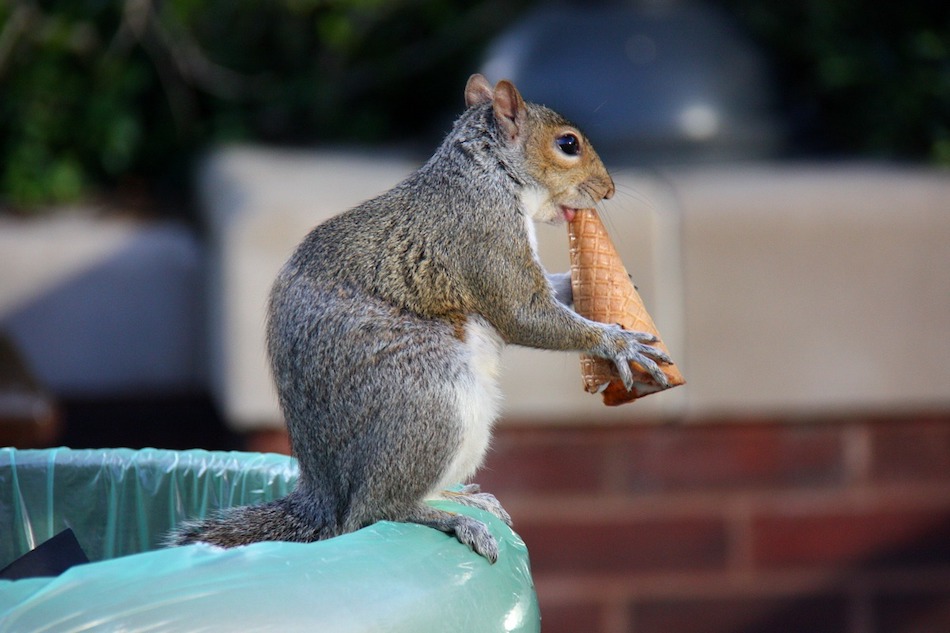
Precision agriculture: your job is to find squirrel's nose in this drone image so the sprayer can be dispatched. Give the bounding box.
[602,177,615,200]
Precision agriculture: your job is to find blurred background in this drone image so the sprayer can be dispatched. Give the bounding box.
[1,0,949,631]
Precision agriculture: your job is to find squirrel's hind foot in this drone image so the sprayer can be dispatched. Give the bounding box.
[407,504,500,563]
[441,484,513,526]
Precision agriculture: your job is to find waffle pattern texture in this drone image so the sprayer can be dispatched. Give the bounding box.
[567,208,684,405]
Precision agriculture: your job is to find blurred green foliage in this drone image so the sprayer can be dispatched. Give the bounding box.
[0,0,947,211]
[722,0,950,162]
[0,0,531,211]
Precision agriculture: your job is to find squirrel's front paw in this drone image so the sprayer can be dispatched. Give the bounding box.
[599,326,672,391]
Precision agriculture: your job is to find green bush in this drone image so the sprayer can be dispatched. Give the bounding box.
[0,0,531,211]
[1,1,946,211]
[722,0,950,162]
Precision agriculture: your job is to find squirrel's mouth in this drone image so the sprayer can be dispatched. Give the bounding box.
[560,206,578,223]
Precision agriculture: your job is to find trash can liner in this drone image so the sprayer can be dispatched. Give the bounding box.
[0,447,539,632]
[1,448,297,564]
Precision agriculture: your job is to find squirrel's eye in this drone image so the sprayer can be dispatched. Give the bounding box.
[556,133,580,156]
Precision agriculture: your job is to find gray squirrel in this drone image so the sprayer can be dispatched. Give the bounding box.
[169,74,671,562]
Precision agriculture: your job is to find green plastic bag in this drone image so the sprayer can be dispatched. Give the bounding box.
[0,448,539,632]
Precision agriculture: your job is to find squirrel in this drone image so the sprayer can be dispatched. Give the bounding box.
[168,74,671,562]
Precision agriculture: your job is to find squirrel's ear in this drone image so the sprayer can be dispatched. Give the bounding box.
[465,74,493,108]
[492,79,526,143]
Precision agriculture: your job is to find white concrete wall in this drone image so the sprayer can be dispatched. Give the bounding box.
[198,147,950,430]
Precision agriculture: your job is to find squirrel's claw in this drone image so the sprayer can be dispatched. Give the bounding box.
[408,504,500,563]
[608,329,673,392]
[442,485,513,526]
[639,342,673,367]
[616,357,635,392]
[628,330,659,344]
[452,515,500,563]
[616,351,670,392]
[639,353,671,389]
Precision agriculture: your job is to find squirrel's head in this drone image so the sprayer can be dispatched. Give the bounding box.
[464,73,615,225]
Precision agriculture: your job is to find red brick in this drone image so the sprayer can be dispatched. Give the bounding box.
[614,424,846,493]
[518,515,728,575]
[870,414,950,483]
[483,422,848,496]
[538,600,605,633]
[633,595,848,633]
[479,432,605,494]
[753,508,950,570]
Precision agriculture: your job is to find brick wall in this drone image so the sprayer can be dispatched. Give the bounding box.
[479,412,950,633]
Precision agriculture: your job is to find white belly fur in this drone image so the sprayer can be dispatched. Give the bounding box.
[427,316,503,496]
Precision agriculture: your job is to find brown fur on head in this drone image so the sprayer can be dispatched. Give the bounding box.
[464,73,614,225]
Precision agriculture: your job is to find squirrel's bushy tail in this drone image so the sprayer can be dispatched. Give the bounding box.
[167,492,329,548]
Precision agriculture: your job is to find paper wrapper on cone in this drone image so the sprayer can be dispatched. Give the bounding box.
[568,208,685,406]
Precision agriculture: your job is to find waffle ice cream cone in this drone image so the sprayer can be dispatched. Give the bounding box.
[568,208,685,406]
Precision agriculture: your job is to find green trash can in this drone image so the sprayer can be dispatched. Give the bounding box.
[0,447,539,632]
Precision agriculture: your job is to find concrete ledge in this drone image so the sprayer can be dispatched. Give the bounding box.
[668,164,950,416]
[199,146,950,429]
[198,146,684,430]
